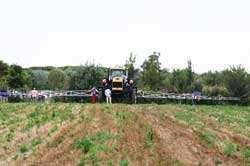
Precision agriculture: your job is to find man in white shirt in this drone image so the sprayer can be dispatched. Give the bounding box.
[105,88,112,104]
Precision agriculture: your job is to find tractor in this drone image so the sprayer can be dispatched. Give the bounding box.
[100,67,137,103]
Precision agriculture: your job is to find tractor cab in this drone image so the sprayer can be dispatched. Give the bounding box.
[109,68,127,79]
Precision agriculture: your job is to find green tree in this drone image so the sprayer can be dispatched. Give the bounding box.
[0,77,8,90]
[187,60,194,87]
[222,66,249,97]
[124,52,136,79]
[22,69,33,90]
[201,71,223,86]
[48,69,66,90]
[199,71,228,96]
[68,64,106,90]
[0,60,9,89]
[171,69,189,93]
[160,69,177,92]
[168,61,196,93]
[7,65,26,89]
[64,67,77,90]
[0,60,9,77]
[141,52,161,90]
[202,85,229,97]
[31,70,50,90]
[191,79,203,92]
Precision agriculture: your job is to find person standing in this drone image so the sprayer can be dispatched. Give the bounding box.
[31,88,38,101]
[105,88,112,104]
[90,87,98,103]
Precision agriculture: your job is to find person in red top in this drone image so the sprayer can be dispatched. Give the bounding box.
[90,87,98,103]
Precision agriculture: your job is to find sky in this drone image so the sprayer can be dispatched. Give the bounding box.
[0,0,250,73]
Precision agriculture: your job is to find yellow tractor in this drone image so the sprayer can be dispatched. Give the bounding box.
[100,67,137,103]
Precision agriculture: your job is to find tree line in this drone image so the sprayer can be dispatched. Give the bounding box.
[1,52,250,99]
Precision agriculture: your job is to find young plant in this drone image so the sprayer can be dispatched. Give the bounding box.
[120,159,129,166]
[243,148,250,159]
[175,110,197,125]
[144,125,154,148]
[199,131,216,147]
[31,138,42,148]
[74,131,117,164]
[223,142,238,157]
[75,138,93,153]
[19,144,29,153]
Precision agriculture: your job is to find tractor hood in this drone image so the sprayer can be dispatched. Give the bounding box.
[112,77,123,91]
[112,77,123,82]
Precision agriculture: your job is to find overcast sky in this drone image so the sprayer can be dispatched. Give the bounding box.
[0,0,250,73]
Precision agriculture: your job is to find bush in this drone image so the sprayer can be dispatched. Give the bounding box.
[202,85,229,97]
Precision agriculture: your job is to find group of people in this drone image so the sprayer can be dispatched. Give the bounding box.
[0,89,45,102]
[90,86,112,104]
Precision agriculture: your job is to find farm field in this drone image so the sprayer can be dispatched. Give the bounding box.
[0,103,250,166]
